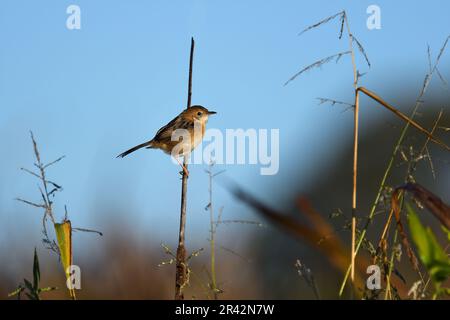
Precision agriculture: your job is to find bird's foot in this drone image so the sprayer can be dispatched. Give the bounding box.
[175,157,189,178]
[179,165,189,178]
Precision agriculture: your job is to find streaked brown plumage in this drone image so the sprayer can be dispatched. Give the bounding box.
[117,106,216,169]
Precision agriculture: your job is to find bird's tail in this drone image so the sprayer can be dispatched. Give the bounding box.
[117,140,154,158]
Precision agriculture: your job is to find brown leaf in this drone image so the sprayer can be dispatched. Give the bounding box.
[397,183,450,229]
[391,188,419,271]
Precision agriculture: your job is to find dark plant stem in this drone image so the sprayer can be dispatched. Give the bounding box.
[175,37,195,300]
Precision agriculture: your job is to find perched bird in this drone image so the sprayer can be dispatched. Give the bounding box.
[117,105,216,175]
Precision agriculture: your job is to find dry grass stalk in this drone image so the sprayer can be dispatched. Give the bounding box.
[175,37,195,300]
[17,132,63,254]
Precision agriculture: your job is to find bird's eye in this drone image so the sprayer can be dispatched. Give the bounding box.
[197,111,202,116]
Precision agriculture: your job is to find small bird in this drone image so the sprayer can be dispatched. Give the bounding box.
[117,105,216,176]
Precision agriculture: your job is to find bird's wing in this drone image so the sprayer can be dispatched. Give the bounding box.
[153,115,194,142]
[153,116,179,141]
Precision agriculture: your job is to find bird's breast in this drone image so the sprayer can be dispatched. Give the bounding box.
[190,123,206,150]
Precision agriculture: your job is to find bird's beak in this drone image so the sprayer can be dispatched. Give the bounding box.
[208,111,217,115]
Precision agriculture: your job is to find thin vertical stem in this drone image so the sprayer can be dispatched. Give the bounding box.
[351,89,359,283]
[186,37,195,109]
[208,166,218,299]
[175,37,195,300]
[344,11,359,287]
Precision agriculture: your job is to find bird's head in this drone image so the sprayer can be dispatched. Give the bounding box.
[185,105,217,123]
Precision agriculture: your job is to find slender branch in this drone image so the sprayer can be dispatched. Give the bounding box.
[343,10,359,288]
[357,87,449,151]
[175,37,195,300]
[298,11,344,36]
[72,227,103,236]
[284,51,351,86]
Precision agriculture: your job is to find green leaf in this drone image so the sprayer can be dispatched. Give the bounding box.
[23,278,34,292]
[39,286,58,293]
[441,226,450,241]
[7,286,24,298]
[23,279,39,300]
[33,248,40,290]
[407,203,450,285]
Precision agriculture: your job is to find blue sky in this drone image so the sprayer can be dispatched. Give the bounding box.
[0,1,449,252]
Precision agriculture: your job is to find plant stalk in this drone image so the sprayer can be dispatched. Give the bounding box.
[175,37,195,300]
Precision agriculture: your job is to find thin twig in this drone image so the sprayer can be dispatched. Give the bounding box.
[18,132,63,255]
[295,259,321,300]
[15,198,46,208]
[352,35,371,67]
[408,110,443,179]
[298,11,344,36]
[175,37,195,300]
[316,97,354,108]
[216,219,264,227]
[342,10,359,289]
[284,51,351,86]
[357,87,449,151]
[220,246,252,264]
[72,227,103,236]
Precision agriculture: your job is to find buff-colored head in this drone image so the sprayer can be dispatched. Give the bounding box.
[182,105,217,123]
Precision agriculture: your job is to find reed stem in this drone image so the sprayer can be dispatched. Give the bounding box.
[175,37,195,300]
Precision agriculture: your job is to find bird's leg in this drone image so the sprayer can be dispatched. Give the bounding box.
[175,157,189,177]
